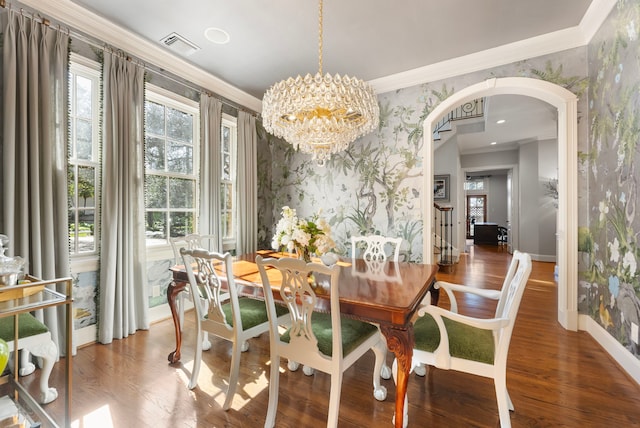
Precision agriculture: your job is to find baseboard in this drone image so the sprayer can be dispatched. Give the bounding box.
[579,314,640,385]
[76,325,97,347]
[529,253,557,263]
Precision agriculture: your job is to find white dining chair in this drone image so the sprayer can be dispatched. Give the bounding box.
[181,248,289,410]
[351,235,402,262]
[393,251,532,427]
[256,255,388,428]
[170,234,217,349]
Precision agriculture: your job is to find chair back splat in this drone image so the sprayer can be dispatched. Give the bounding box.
[351,235,402,262]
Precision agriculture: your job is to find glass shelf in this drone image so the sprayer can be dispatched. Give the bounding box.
[0,276,73,428]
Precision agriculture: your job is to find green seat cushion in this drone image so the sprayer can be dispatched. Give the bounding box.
[221,297,287,330]
[414,313,495,364]
[0,313,49,342]
[281,312,378,357]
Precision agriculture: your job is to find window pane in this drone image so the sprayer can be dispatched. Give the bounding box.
[145,212,167,241]
[167,107,193,143]
[169,178,194,208]
[222,126,230,152]
[221,212,229,238]
[222,153,231,181]
[170,212,195,238]
[145,101,165,136]
[76,75,92,118]
[76,119,93,160]
[145,175,167,208]
[78,166,96,208]
[145,137,165,171]
[167,142,193,174]
[224,184,232,210]
[77,209,96,252]
[68,167,76,207]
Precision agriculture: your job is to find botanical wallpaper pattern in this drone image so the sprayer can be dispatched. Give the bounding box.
[257,1,640,360]
[579,0,640,357]
[257,51,589,262]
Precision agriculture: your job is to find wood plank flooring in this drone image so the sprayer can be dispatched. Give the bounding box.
[25,245,640,427]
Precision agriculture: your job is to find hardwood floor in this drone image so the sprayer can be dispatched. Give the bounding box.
[26,245,640,427]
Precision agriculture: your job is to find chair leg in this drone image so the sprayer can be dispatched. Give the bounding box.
[18,350,35,376]
[178,292,185,332]
[188,329,204,390]
[495,373,512,428]
[28,339,59,404]
[222,340,242,411]
[371,339,388,401]
[327,372,343,428]
[264,356,280,428]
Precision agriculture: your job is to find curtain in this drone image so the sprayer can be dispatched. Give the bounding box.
[98,50,148,343]
[236,111,257,254]
[198,94,223,251]
[1,9,73,355]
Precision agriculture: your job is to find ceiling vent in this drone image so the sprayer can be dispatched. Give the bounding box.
[160,32,200,57]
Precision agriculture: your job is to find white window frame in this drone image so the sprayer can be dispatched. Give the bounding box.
[68,53,101,266]
[144,84,200,258]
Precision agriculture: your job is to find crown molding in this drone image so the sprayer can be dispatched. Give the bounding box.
[18,0,617,110]
[370,0,617,95]
[20,0,263,113]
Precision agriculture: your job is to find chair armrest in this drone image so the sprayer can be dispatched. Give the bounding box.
[419,304,509,331]
[434,281,501,313]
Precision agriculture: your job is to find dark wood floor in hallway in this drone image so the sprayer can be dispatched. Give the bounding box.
[28,245,640,427]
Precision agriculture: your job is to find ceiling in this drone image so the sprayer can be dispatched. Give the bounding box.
[44,0,599,154]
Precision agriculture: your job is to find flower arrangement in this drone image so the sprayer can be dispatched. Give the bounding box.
[272,206,336,261]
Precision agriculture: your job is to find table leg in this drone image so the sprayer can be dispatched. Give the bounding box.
[167,280,186,364]
[380,323,414,428]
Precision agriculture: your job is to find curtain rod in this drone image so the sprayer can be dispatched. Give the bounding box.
[1,0,258,118]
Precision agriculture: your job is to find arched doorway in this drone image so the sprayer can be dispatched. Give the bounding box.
[422,77,578,331]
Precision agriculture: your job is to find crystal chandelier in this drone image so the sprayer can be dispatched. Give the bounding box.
[262,0,379,166]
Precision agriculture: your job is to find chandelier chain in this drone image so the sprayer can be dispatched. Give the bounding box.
[318,0,323,75]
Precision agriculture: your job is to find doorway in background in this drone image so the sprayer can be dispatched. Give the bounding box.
[466,195,487,238]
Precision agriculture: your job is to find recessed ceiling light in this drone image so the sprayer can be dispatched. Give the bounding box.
[496,119,506,124]
[204,27,230,44]
[490,141,497,145]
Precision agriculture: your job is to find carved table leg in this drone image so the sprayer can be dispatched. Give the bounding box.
[167,280,186,364]
[380,323,414,428]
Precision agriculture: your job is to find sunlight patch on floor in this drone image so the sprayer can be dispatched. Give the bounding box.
[71,404,114,428]
[175,356,271,411]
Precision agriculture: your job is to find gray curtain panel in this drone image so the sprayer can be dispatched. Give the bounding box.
[99,50,149,343]
[1,9,73,355]
[236,111,257,254]
[198,94,223,251]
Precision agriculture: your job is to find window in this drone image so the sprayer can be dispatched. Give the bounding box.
[221,114,237,249]
[68,54,101,256]
[464,177,485,191]
[144,85,200,246]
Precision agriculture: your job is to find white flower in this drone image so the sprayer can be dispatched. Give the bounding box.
[609,238,620,263]
[599,200,609,222]
[271,206,336,256]
[623,251,637,277]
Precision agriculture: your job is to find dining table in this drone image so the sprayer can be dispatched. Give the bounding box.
[167,249,438,428]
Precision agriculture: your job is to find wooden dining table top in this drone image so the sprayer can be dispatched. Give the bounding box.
[171,249,439,327]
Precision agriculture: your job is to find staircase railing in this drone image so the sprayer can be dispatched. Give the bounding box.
[434,203,455,272]
[433,98,485,140]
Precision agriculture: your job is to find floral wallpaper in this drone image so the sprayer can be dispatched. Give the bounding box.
[257,50,589,263]
[580,0,640,357]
